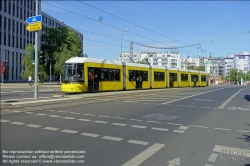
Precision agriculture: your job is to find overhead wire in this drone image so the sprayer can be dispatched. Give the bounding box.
[76,0,188,45]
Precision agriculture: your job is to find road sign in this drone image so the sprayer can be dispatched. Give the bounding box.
[26,22,42,32]
[26,15,42,24]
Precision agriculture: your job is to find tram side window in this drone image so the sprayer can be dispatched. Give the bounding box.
[154,72,164,81]
[201,75,206,82]
[181,74,188,81]
[141,71,148,81]
[129,70,135,81]
[170,73,177,81]
[110,69,120,81]
[191,75,199,81]
[100,68,109,81]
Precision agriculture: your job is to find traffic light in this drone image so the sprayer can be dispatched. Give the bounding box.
[38,51,45,65]
[30,51,35,61]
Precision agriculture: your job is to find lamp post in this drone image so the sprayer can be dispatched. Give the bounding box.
[121,29,129,62]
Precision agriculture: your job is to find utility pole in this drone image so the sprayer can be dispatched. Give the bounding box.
[34,0,39,99]
[130,41,133,62]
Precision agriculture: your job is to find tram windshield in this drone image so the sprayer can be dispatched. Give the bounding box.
[64,63,84,82]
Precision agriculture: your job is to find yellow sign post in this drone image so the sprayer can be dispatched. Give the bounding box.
[26,22,42,32]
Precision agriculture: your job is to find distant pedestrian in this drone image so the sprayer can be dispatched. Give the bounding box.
[28,76,32,86]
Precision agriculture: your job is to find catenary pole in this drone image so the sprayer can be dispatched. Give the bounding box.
[34,0,39,99]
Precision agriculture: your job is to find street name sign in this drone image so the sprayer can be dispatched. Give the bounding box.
[26,22,42,32]
[26,15,42,24]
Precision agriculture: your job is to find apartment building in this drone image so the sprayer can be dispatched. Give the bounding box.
[0,0,83,82]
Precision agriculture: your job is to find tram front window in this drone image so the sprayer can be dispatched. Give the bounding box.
[64,63,84,83]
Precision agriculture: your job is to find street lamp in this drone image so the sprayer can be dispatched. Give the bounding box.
[121,29,129,62]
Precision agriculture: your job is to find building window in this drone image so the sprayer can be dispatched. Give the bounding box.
[16,21,18,33]
[8,18,11,30]
[4,0,6,12]
[12,4,15,16]
[0,32,1,45]
[24,10,26,20]
[16,37,18,48]
[23,39,25,49]
[23,24,26,35]
[12,36,14,47]
[27,11,29,17]
[20,38,22,49]
[12,20,15,32]
[4,33,6,45]
[27,0,29,8]
[16,6,19,17]
[20,8,22,19]
[8,35,10,46]
[20,23,22,34]
[0,0,2,11]
[8,2,11,14]
[4,17,6,29]
[0,15,1,28]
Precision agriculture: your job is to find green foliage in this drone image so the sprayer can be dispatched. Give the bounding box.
[41,27,83,79]
[187,65,196,70]
[136,60,149,64]
[20,44,48,83]
[220,74,225,81]
[225,69,250,81]
[196,66,205,71]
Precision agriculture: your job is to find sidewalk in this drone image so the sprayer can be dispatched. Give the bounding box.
[1,82,61,88]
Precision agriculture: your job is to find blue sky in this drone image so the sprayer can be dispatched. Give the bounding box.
[41,1,250,60]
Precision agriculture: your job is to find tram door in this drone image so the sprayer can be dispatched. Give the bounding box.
[136,71,142,89]
[88,68,99,92]
[169,73,175,88]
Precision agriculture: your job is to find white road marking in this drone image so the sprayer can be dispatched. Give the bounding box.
[62,117,75,120]
[147,121,161,123]
[168,123,182,126]
[114,117,126,119]
[26,124,41,128]
[213,145,250,158]
[11,122,26,125]
[94,121,108,124]
[131,125,147,129]
[176,105,185,107]
[61,129,78,134]
[25,112,34,114]
[48,115,61,118]
[143,103,151,104]
[43,127,60,131]
[70,112,81,114]
[58,111,68,113]
[1,110,10,112]
[47,110,55,111]
[98,115,110,118]
[178,126,189,130]
[112,123,127,126]
[1,119,10,123]
[208,153,218,162]
[102,136,122,141]
[122,143,165,166]
[35,108,43,110]
[188,106,197,107]
[214,128,231,131]
[36,113,47,116]
[12,110,21,113]
[78,119,91,122]
[202,107,210,108]
[152,127,168,131]
[123,101,132,102]
[161,88,224,104]
[237,130,250,133]
[205,164,213,166]
[130,119,142,121]
[189,125,208,128]
[128,140,149,145]
[80,132,99,137]
[173,130,185,133]
[218,88,243,109]
[84,114,95,116]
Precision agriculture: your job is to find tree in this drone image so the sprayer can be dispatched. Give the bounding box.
[220,74,225,81]
[41,27,83,83]
[20,44,48,83]
[136,60,149,64]
[187,65,196,70]
[196,66,205,71]
[53,29,83,82]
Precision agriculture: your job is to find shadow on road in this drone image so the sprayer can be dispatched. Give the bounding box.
[244,94,250,101]
[236,135,250,143]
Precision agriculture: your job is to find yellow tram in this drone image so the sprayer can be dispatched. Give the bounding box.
[61,57,209,93]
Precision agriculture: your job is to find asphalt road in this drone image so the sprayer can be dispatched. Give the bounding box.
[1,86,250,166]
